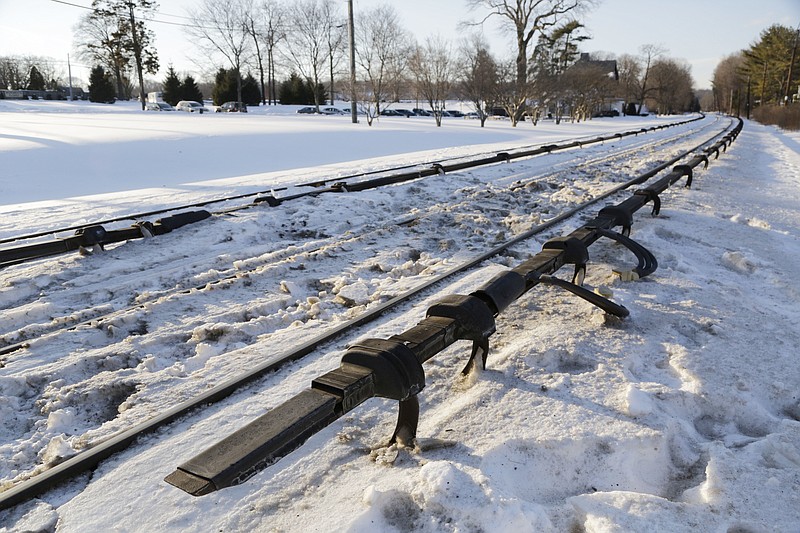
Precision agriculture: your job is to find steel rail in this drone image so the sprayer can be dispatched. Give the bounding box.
[0,115,703,248]
[0,117,725,357]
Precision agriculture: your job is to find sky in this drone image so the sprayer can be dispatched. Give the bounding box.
[0,0,798,90]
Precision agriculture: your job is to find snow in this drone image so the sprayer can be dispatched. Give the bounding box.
[1,100,799,532]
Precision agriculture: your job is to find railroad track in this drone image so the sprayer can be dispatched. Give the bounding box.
[0,114,739,510]
[0,114,719,354]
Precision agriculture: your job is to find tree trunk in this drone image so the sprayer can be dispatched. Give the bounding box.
[128,3,146,110]
[236,63,242,105]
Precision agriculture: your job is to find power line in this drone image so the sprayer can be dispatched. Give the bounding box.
[48,0,247,32]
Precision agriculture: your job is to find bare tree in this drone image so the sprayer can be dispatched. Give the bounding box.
[261,1,286,105]
[457,34,498,127]
[74,12,131,99]
[712,53,745,113]
[494,57,528,125]
[646,58,694,114]
[408,37,454,127]
[322,1,346,105]
[616,53,641,114]
[636,44,665,114]
[354,4,411,122]
[244,1,285,105]
[284,0,338,112]
[468,0,590,121]
[186,0,252,105]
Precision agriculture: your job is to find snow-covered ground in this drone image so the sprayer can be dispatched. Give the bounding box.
[1,100,798,532]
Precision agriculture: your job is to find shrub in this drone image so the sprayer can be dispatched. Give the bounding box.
[752,104,800,131]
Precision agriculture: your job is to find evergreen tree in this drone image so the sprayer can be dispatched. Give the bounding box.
[742,24,799,106]
[278,72,326,105]
[88,65,116,103]
[161,66,182,105]
[27,65,46,91]
[181,75,203,102]
[241,72,261,105]
[212,68,237,105]
[279,73,307,104]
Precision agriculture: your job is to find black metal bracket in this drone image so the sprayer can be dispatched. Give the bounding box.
[534,273,629,317]
[76,225,107,244]
[543,236,590,285]
[673,165,693,188]
[327,339,426,446]
[633,189,661,216]
[594,228,658,279]
[427,294,496,375]
[597,206,634,237]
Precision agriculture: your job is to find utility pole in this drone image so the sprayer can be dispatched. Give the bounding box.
[786,24,799,105]
[729,88,734,115]
[347,0,357,123]
[127,1,146,110]
[67,54,74,101]
[746,75,751,119]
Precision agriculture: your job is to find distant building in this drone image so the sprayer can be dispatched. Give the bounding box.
[572,53,619,81]
[559,53,622,119]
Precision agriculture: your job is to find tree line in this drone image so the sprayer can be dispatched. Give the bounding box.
[5,0,706,124]
[0,56,66,94]
[711,24,799,116]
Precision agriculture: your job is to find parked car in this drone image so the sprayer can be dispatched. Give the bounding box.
[296,106,317,114]
[394,109,414,117]
[216,101,247,113]
[145,102,173,111]
[412,108,432,116]
[592,109,620,118]
[380,109,403,117]
[176,100,206,113]
[443,110,465,118]
[320,106,345,115]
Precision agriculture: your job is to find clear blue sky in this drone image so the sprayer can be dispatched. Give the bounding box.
[1,0,798,89]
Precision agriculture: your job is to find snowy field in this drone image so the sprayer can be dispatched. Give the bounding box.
[1,100,799,532]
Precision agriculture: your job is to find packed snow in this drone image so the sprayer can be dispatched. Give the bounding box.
[1,100,798,532]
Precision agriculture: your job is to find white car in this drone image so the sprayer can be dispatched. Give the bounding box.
[320,106,345,115]
[175,101,207,113]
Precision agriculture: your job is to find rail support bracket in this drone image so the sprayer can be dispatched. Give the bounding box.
[338,339,426,446]
[673,165,693,188]
[543,236,590,284]
[427,294,495,375]
[634,189,662,216]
